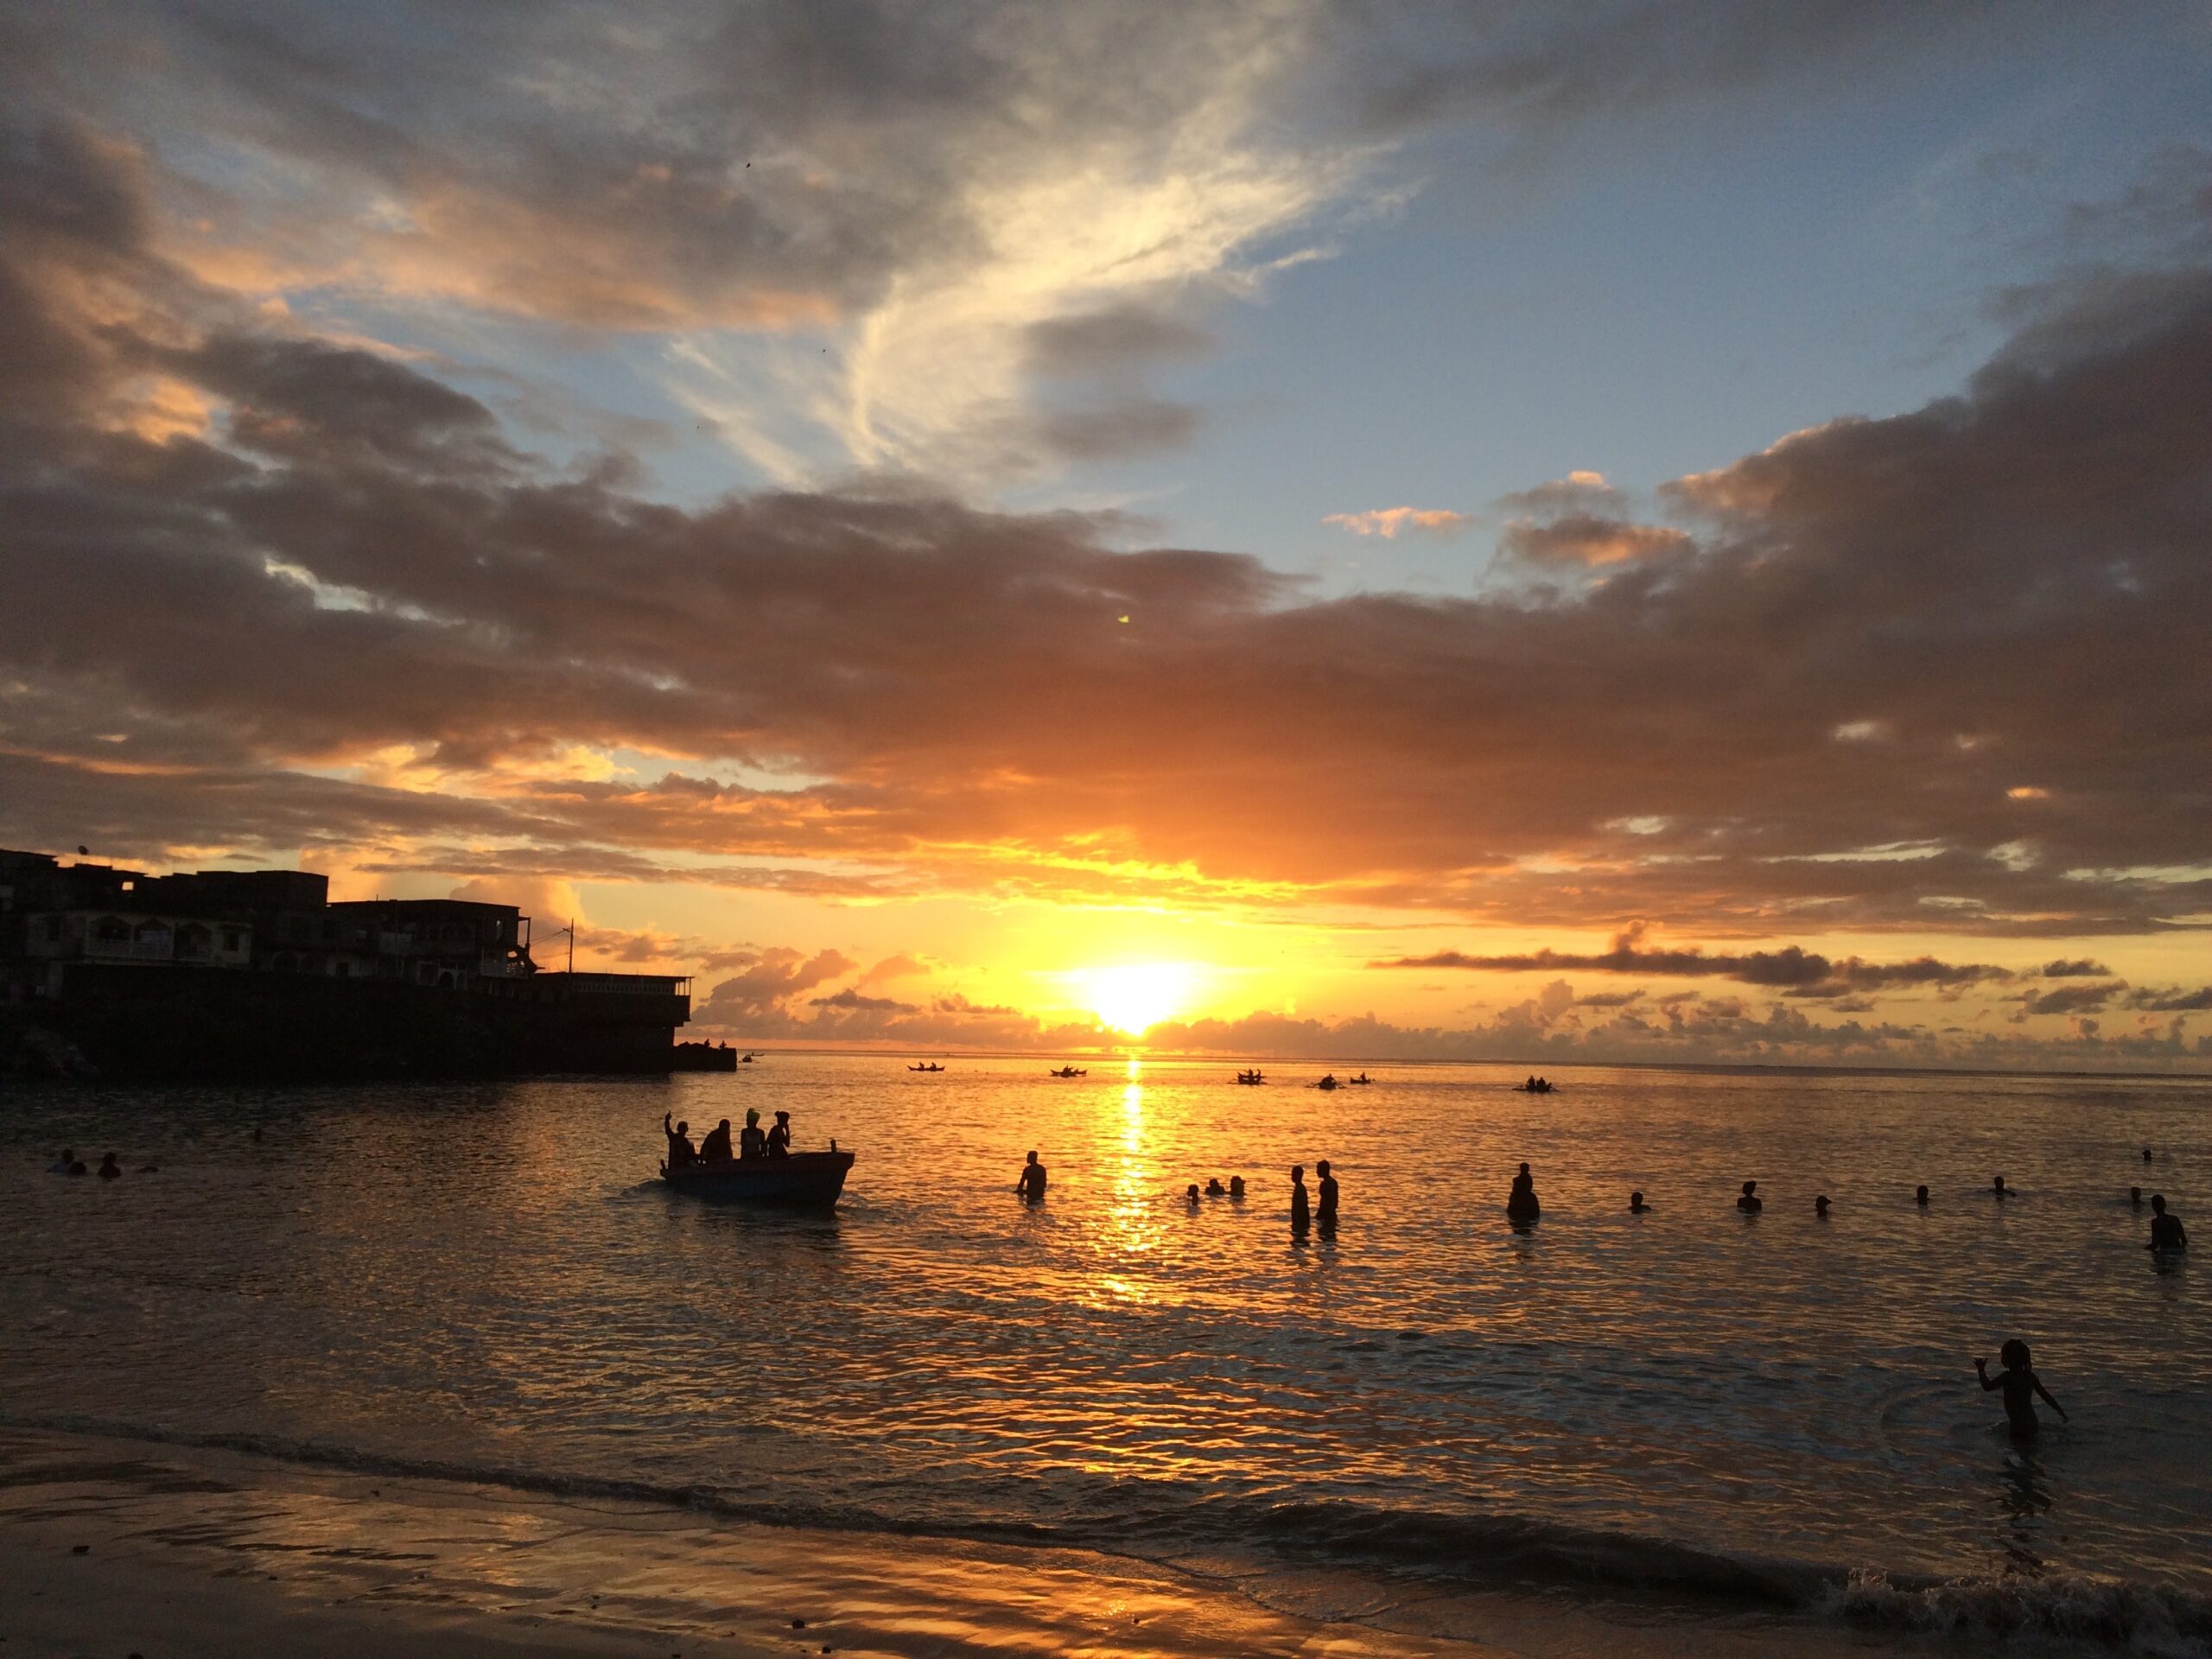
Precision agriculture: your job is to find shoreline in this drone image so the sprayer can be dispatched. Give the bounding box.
[0,1427,1916,1659]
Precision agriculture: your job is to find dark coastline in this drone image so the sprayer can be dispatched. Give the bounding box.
[2,966,686,1084]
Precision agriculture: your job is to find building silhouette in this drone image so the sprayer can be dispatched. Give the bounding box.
[2,849,692,1078]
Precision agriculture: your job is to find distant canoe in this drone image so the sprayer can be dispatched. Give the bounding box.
[660,1150,854,1209]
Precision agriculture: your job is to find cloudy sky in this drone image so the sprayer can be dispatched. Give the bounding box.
[5,0,2211,1068]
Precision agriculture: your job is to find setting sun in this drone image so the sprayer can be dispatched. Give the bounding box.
[1077,963,1198,1035]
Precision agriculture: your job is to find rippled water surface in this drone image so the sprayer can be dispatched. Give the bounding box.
[3,1058,2208,1620]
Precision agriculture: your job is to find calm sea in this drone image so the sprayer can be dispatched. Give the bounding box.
[4,1057,2208,1648]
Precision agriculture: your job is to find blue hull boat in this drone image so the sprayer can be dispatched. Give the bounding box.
[660,1150,855,1209]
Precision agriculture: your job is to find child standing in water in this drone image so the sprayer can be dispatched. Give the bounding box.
[1975,1340,2068,1439]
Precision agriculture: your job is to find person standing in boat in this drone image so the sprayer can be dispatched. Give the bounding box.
[766,1110,792,1159]
[739,1109,767,1159]
[697,1117,734,1164]
[663,1113,697,1170]
[1017,1149,1048,1202]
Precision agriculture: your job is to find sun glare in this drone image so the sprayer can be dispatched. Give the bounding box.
[1080,963,1197,1035]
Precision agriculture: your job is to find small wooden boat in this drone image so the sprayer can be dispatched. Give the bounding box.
[660,1150,855,1208]
[1346,1073,1371,1084]
[1048,1065,1088,1077]
[908,1063,945,1071]
[1236,1069,1265,1084]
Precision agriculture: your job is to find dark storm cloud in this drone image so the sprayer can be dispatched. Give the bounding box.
[12,1,1350,333]
[1497,513,1691,567]
[1027,306,1214,377]
[2014,982,2123,1017]
[3,110,2211,945]
[1037,397,1201,461]
[1325,1,2064,141]
[1381,930,2014,998]
[2126,985,2212,1013]
[808,987,918,1013]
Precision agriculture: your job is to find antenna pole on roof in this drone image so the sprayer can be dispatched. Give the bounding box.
[569,918,575,976]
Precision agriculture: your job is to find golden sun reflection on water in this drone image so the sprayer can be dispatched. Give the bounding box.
[1092,1062,1160,1304]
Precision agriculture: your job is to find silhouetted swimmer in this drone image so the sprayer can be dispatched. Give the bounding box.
[2144,1147,2153,1161]
[1815,1194,1830,1217]
[1916,1185,1930,1207]
[1976,1339,2067,1439]
[46,1147,74,1174]
[697,1118,734,1164]
[1186,1183,1201,1205]
[766,1110,792,1158]
[1737,1180,1762,1214]
[1629,1190,1649,1213]
[2130,1185,2144,1210]
[663,1113,696,1170]
[1205,1177,1227,1197]
[1016,1150,1047,1202]
[1317,1160,1339,1227]
[1506,1161,1541,1221]
[98,1153,121,1180]
[740,1109,766,1160]
[1229,1175,1245,1199]
[1992,1174,2011,1198]
[2146,1194,2187,1251]
[1290,1165,1311,1231]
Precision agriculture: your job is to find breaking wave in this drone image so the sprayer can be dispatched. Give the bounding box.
[10,1413,2209,1656]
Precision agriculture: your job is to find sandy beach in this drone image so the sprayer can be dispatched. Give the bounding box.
[0,1427,1928,1659]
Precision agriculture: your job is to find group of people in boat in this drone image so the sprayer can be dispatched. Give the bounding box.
[1313,1073,1370,1090]
[1518,1076,1554,1093]
[663,1109,792,1171]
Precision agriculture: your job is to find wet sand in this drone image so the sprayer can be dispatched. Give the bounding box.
[0,1428,1923,1659]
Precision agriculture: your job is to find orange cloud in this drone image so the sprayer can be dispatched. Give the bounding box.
[1323,507,1471,538]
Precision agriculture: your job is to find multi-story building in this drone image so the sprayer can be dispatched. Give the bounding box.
[1,848,690,1075]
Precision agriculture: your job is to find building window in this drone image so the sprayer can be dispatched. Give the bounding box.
[223,928,244,951]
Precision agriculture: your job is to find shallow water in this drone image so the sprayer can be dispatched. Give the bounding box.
[3,1058,2208,1646]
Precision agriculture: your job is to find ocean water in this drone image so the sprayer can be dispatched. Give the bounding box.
[3,1057,2208,1649]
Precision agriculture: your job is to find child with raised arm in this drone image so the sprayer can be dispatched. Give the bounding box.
[1975,1339,2067,1439]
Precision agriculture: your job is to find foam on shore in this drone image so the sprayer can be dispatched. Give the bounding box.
[0,1427,1918,1659]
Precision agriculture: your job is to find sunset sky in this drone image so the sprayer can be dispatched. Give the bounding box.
[5,2,2211,1067]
